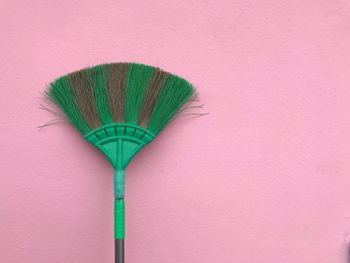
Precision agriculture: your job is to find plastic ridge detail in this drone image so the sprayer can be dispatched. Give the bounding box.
[85,123,155,170]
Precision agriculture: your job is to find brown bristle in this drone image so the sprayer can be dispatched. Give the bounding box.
[68,70,101,129]
[105,63,128,122]
[138,69,169,127]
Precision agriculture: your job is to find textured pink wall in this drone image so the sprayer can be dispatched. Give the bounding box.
[1,0,350,262]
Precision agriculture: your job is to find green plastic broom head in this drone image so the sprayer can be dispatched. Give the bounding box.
[46,63,196,171]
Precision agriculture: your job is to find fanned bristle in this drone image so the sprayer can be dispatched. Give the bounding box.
[138,69,169,127]
[68,69,101,130]
[146,75,195,134]
[105,63,128,123]
[90,65,112,125]
[48,76,90,134]
[125,64,154,124]
[47,62,196,136]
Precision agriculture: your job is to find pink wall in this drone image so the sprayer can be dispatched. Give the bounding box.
[1,0,350,262]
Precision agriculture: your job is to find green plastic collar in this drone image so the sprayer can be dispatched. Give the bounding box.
[85,123,155,170]
[114,170,125,198]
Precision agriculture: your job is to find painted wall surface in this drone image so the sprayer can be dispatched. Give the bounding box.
[1,1,350,262]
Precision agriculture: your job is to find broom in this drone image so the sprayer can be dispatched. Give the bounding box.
[45,62,197,263]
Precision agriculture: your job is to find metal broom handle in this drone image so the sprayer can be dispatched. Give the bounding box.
[114,170,125,263]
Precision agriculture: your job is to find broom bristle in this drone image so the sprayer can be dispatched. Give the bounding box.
[47,63,196,136]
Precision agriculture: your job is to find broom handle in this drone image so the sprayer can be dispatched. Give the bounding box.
[114,170,125,263]
[115,238,124,263]
[115,198,125,263]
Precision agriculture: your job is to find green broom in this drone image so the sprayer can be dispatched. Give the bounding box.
[45,62,197,263]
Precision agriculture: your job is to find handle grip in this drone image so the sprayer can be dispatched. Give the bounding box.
[115,198,125,263]
[114,198,125,239]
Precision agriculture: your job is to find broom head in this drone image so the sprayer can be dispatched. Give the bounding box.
[46,63,195,170]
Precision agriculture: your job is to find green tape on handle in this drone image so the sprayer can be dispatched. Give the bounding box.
[114,198,125,239]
